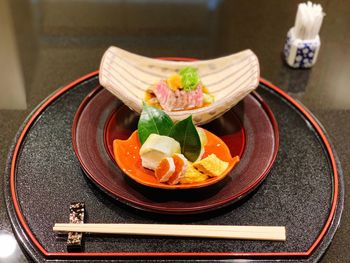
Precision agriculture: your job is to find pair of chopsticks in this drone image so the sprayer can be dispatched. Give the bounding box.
[53,223,286,241]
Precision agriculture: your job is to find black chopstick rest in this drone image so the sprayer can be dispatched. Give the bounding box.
[67,202,85,252]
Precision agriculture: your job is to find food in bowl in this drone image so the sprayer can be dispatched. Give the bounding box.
[144,67,214,111]
[113,104,240,186]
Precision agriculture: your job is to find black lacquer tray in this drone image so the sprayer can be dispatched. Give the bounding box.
[4,72,344,262]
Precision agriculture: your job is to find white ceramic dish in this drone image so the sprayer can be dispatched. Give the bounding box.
[99,46,259,125]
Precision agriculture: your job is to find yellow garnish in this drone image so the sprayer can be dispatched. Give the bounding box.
[167,74,182,91]
[193,154,229,177]
[202,85,209,93]
[180,163,208,184]
[203,94,214,105]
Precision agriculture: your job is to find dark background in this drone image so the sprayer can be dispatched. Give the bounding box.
[0,0,349,262]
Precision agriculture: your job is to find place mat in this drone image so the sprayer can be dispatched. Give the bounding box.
[4,72,343,262]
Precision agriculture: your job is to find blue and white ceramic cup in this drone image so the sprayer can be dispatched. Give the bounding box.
[284,28,321,68]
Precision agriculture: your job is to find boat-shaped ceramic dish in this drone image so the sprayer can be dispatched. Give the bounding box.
[99,46,259,125]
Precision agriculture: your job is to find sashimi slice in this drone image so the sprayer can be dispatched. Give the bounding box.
[152,81,204,111]
[194,84,203,107]
[168,154,188,185]
[155,157,175,182]
[153,81,172,111]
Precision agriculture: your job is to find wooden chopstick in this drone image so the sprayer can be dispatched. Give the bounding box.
[53,223,286,241]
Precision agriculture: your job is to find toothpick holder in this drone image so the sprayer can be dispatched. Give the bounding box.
[284,27,321,68]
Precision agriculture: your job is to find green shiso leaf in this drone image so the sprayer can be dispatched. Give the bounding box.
[137,104,173,144]
[179,67,200,91]
[137,105,201,161]
[168,116,201,162]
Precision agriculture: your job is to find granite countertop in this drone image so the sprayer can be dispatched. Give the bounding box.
[0,0,349,262]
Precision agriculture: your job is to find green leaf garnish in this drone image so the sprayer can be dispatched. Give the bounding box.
[137,104,173,144]
[179,67,200,91]
[168,116,201,162]
[137,105,202,161]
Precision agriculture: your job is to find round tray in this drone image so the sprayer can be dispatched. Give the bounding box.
[4,72,343,262]
[72,86,278,214]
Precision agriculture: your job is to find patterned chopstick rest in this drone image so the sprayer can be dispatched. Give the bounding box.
[67,202,85,251]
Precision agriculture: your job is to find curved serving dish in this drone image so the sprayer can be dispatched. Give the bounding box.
[99,46,259,124]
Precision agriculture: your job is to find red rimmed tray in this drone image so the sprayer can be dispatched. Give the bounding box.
[4,72,343,263]
[72,85,279,214]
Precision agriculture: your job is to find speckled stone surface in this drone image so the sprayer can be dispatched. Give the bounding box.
[3,76,343,262]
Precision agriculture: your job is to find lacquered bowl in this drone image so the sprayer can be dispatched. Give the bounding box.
[72,86,278,214]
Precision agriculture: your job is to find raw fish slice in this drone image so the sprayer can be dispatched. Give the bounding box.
[168,154,188,185]
[155,157,175,182]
